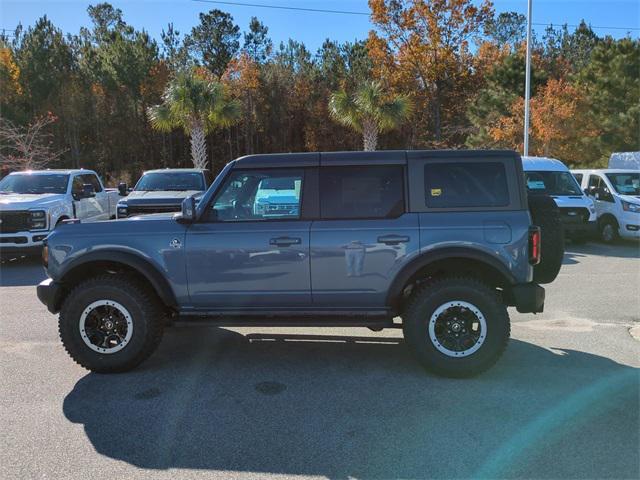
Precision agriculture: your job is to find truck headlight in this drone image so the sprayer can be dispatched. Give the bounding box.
[117,205,128,218]
[622,201,640,213]
[29,210,47,230]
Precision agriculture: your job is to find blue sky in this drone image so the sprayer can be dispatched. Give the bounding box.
[1,0,638,52]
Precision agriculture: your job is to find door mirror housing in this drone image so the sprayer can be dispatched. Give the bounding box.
[177,196,197,223]
[118,182,128,196]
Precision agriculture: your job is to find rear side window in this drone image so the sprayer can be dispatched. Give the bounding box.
[424,162,509,208]
[320,166,404,219]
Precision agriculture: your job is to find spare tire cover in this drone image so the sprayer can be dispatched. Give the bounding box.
[528,194,564,284]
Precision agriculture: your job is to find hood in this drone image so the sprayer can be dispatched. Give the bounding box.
[120,190,203,205]
[549,194,592,208]
[618,194,640,204]
[0,193,67,210]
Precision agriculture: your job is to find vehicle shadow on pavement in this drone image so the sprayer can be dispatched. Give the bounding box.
[565,241,640,262]
[0,257,46,287]
[63,327,639,479]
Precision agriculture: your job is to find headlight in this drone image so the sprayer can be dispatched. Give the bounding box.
[117,205,128,218]
[29,210,47,230]
[622,201,640,213]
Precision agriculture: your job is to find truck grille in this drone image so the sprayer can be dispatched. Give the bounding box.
[127,205,181,216]
[0,211,30,233]
[559,207,590,224]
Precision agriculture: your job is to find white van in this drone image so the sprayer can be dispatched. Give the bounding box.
[571,169,640,242]
[522,156,596,242]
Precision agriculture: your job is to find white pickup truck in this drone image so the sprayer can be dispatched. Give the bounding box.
[0,169,122,256]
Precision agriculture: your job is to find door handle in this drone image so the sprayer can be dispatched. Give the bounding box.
[377,235,410,245]
[269,236,301,247]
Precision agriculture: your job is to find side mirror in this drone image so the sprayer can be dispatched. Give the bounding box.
[177,196,197,223]
[118,182,128,196]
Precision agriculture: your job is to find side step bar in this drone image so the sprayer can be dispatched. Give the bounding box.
[173,316,401,329]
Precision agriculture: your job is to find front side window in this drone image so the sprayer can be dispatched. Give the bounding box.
[606,173,640,195]
[573,173,583,184]
[588,175,602,190]
[425,162,509,208]
[211,169,303,221]
[319,165,404,219]
[81,174,102,192]
[135,172,206,192]
[0,173,69,195]
[525,171,582,196]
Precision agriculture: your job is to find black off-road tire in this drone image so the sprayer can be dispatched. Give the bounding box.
[528,194,564,284]
[402,277,510,378]
[59,275,165,373]
[598,217,619,244]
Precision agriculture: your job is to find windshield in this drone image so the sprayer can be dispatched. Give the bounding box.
[525,171,582,196]
[606,173,640,196]
[0,173,69,195]
[134,172,205,192]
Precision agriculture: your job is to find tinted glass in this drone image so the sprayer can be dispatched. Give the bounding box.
[573,173,583,184]
[588,175,602,189]
[525,171,582,195]
[81,174,102,192]
[135,172,205,191]
[320,166,404,219]
[212,169,303,221]
[424,162,509,208]
[606,172,640,195]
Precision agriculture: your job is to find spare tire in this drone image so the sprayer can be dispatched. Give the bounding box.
[528,194,564,284]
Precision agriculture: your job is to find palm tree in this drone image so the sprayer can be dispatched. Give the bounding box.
[147,72,241,169]
[329,81,412,151]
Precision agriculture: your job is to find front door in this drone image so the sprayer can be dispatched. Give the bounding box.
[186,168,312,309]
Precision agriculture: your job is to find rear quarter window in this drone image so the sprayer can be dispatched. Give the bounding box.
[424,162,509,208]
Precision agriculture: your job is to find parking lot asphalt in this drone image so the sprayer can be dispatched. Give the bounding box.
[1,242,639,480]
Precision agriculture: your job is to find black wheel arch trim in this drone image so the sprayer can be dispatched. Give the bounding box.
[386,247,517,309]
[58,250,178,308]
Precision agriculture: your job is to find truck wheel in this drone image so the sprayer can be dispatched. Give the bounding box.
[599,217,619,243]
[59,275,164,373]
[402,277,510,378]
[528,194,564,284]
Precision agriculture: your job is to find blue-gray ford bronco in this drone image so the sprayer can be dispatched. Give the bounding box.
[37,150,563,377]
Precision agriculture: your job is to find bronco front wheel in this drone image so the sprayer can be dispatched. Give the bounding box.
[59,275,164,373]
[403,277,510,378]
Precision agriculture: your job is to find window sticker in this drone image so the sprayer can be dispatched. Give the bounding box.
[527,180,546,190]
[431,188,442,197]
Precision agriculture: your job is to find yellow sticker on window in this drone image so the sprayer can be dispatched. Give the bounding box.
[431,188,442,197]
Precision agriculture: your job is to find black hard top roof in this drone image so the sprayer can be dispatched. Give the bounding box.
[231,150,518,168]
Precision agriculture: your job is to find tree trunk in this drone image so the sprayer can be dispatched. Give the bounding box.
[189,119,208,169]
[362,119,378,151]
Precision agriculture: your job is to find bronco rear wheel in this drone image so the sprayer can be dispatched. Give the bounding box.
[403,277,510,378]
[59,275,164,373]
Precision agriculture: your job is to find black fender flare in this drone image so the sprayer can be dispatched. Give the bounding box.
[385,247,517,309]
[58,250,177,308]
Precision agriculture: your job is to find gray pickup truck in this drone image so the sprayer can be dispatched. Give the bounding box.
[37,150,563,377]
[116,168,211,218]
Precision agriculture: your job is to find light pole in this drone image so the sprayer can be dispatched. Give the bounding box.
[523,0,533,156]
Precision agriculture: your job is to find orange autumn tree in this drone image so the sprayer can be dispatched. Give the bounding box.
[367,0,493,144]
[489,78,595,163]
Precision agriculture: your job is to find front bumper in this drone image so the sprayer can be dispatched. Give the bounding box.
[509,283,545,313]
[37,278,64,314]
[563,220,596,238]
[0,230,49,252]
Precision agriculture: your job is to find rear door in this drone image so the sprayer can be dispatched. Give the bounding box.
[185,168,312,309]
[310,154,419,308]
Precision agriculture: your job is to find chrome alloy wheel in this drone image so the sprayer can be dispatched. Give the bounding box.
[428,301,487,357]
[79,300,133,354]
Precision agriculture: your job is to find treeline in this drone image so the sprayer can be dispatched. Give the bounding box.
[0,1,638,181]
